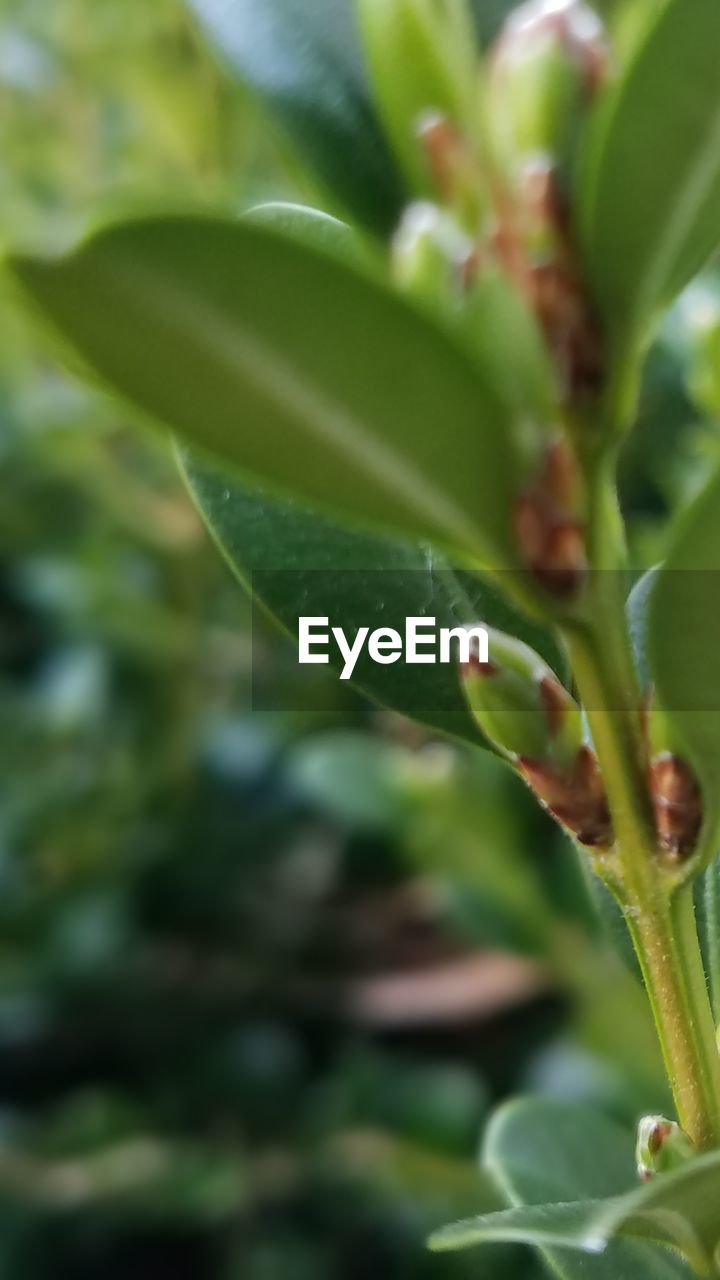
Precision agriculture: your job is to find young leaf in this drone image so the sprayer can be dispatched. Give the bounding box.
[179,449,566,746]
[647,465,720,859]
[581,0,720,409]
[452,1097,692,1278]
[626,566,659,690]
[187,0,406,235]
[8,217,521,568]
[357,0,478,190]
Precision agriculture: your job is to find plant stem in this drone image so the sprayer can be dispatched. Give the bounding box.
[563,462,720,1151]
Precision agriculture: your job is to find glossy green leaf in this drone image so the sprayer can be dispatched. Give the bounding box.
[170,201,562,746]
[434,1098,692,1278]
[581,0,720,399]
[648,465,720,857]
[179,450,565,745]
[9,216,521,567]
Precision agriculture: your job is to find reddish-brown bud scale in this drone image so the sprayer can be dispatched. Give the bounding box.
[538,521,587,597]
[532,7,608,94]
[541,437,582,510]
[514,441,588,599]
[529,260,604,399]
[417,113,484,223]
[639,1119,674,1182]
[496,1,609,99]
[649,752,703,860]
[490,217,534,297]
[460,653,498,680]
[514,492,548,563]
[418,114,461,198]
[520,160,565,232]
[647,1121,674,1157]
[519,745,613,849]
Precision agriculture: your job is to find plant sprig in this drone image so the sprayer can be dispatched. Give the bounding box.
[7,0,720,1273]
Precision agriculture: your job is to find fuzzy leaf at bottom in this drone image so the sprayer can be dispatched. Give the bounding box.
[430,1099,694,1278]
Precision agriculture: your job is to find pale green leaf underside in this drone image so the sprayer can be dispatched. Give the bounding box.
[444,1098,693,1279]
[431,1156,720,1275]
[8,216,519,568]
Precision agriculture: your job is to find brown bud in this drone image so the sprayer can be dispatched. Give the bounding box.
[649,752,702,860]
[529,260,604,399]
[416,113,485,225]
[460,653,498,680]
[541,437,582,510]
[514,440,588,600]
[636,1115,695,1182]
[537,521,588,597]
[519,745,613,848]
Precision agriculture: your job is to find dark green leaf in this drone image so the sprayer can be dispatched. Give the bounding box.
[581,0,720,408]
[187,0,406,234]
[9,216,521,566]
[179,450,565,745]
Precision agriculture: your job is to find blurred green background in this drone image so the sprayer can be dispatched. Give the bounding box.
[2,2,720,1277]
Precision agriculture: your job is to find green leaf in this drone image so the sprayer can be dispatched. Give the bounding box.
[432,1098,692,1277]
[178,450,565,746]
[647,465,720,858]
[627,566,659,691]
[581,0,720,404]
[244,201,364,262]
[694,856,720,1027]
[430,1200,617,1254]
[9,216,521,567]
[433,1102,720,1275]
[187,0,406,234]
[357,0,477,190]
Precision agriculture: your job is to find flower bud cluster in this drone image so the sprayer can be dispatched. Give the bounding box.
[460,626,612,848]
[487,0,608,401]
[382,0,609,600]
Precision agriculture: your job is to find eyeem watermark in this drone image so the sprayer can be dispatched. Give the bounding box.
[298,616,489,680]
